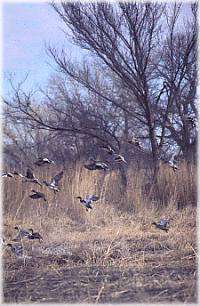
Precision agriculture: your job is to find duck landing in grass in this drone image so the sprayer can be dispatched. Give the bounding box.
[152,219,169,232]
[29,190,47,202]
[43,170,64,193]
[84,159,109,171]
[13,226,33,241]
[76,195,100,211]
[28,230,43,242]
[34,157,55,166]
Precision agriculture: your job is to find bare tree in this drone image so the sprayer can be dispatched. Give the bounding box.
[155,3,197,161]
[49,2,167,166]
[3,3,197,171]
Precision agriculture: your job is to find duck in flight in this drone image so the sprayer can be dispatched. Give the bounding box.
[76,195,100,211]
[43,170,64,193]
[29,190,47,202]
[128,136,141,148]
[162,154,178,172]
[1,172,14,178]
[16,168,43,186]
[100,145,127,164]
[34,157,55,166]
[113,154,127,164]
[100,144,115,155]
[84,159,109,171]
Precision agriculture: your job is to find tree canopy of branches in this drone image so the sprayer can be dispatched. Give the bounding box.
[3,2,197,169]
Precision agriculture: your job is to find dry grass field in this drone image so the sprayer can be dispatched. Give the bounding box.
[2,161,197,303]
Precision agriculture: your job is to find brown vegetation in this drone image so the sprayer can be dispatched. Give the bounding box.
[3,162,197,303]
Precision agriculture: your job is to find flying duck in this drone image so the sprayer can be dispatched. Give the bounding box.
[152,219,169,232]
[43,170,64,193]
[1,172,14,178]
[29,190,47,202]
[13,171,25,178]
[100,144,115,155]
[184,115,197,129]
[166,154,179,172]
[99,144,127,164]
[128,136,141,148]
[34,157,55,166]
[168,160,178,172]
[21,168,42,186]
[84,159,109,171]
[6,243,24,257]
[113,154,127,163]
[76,195,100,211]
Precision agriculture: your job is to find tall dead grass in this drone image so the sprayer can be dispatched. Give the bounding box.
[2,161,196,304]
[2,160,196,234]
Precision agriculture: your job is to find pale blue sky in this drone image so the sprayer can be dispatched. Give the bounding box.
[2,2,82,95]
[2,2,193,96]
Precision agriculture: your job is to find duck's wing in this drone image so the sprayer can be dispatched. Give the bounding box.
[86,195,99,202]
[26,168,34,179]
[1,172,13,177]
[15,245,23,256]
[1,172,8,177]
[50,171,64,186]
[159,219,169,227]
[21,229,32,237]
[13,229,30,241]
[34,158,44,166]
[29,191,44,198]
[13,171,24,178]
[29,193,40,199]
[91,195,99,201]
[101,144,115,154]
[29,191,46,200]
[84,164,96,170]
[36,191,46,197]
[95,161,106,167]
[44,158,54,164]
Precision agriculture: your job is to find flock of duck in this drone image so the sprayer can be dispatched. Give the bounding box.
[2,137,176,258]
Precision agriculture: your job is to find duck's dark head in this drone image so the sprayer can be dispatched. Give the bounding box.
[152,222,157,226]
[14,226,19,230]
[76,196,82,200]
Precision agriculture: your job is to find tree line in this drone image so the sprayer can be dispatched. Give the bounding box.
[3,2,197,171]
